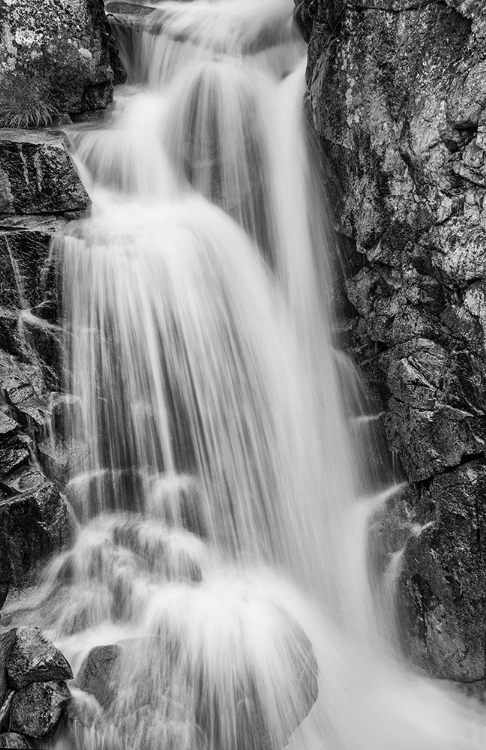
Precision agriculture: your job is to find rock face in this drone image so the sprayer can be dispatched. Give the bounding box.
[0,628,72,744]
[0,732,32,749]
[0,120,92,591]
[10,680,71,738]
[0,130,88,216]
[0,0,125,127]
[7,626,73,690]
[302,0,486,684]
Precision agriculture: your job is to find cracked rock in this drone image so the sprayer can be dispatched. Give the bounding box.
[6,626,73,690]
[10,680,71,738]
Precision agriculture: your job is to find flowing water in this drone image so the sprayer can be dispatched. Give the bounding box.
[6,0,486,748]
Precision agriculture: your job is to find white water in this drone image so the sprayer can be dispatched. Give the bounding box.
[7,0,486,748]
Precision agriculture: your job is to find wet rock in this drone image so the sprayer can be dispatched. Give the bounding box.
[0,732,32,749]
[105,2,157,31]
[0,628,16,704]
[10,679,71,738]
[120,709,208,750]
[37,437,87,488]
[0,130,88,216]
[147,474,208,539]
[76,638,171,713]
[0,0,125,127]
[397,461,486,682]
[0,480,72,586]
[0,416,31,481]
[75,644,121,710]
[6,626,73,689]
[305,0,486,680]
[0,584,9,611]
[0,215,66,322]
[0,691,14,731]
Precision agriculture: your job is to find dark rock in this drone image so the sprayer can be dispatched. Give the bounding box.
[0,0,125,127]
[0,584,9,611]
[0,467,46,498]
[397,461,486,682]
[0,628,16,704]
[6,626,73,689]
[306,0,486,680]
[10,680,71,738]
[0,412,30,481]
[0,690,13,731]
[75,638,171,713]
[75,644,121,711]
[0,130,88,216]
[0,732,32,749]
[19,313,63,392]
[0,480,72,586]
[105,2,157,31]
[0,216,66,319]
[37,438,87,488]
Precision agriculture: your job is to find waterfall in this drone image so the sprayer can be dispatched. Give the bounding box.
[7,0,486,748]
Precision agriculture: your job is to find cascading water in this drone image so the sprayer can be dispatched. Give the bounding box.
[7,0,486,748]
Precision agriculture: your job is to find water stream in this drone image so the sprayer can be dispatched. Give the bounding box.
[7,0,486,748]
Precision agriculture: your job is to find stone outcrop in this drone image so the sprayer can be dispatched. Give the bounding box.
[0,130,88,216]
[10,680,71,739]
[0,352,73,588]
[0,626,72,744]
[301,0,486,684]
[0,79,96,594]
[0,0,125,128]
[0,732,32,749]
[7,626,73,689]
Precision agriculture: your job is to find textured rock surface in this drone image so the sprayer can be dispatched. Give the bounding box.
[0,628,16,705]
[0,732,32,749]
[0,0,125,127]
[302,0,486,683]
[0,690,13,732]
[0,93,91,595]
[6,626,73,690]
[75,644,122,710]
[0,131,88,216]
[10,679,71,738]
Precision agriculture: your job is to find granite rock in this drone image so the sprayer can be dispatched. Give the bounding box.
[302,0,486,682]
[10,679,71,738]
[0,0,125,127]
[6,626,73,690]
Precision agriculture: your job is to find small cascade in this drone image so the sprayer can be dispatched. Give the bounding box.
[5,0,486,748]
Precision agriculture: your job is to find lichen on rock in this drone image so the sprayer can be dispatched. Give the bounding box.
[0,0,125,127]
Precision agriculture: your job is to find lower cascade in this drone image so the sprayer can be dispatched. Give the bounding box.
[5,0,486,748]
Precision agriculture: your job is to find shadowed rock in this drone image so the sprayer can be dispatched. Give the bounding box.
[10,680,71,738]
[304,0,486,683]
[0,732,33,749]
[0,628,16,704]
[0,131,88,216]
[6,626,73,689]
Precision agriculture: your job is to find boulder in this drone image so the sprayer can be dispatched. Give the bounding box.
[0,691,13,732]
[75,644,121,711]
[10,680,71,738]
[0,130,88,216]
[0,732,32,749]
[0,479,71,586]
[0,628,16,704]
[0,215,67,319]
[6,626,73,689]
[0,0,125,127]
